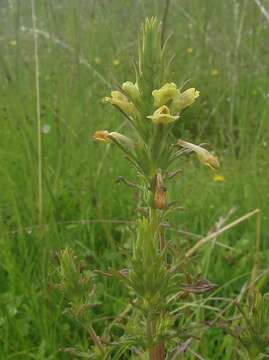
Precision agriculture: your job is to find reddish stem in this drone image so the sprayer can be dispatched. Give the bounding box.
[149,342,165,360]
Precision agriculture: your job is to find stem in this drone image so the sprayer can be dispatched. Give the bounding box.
[161,0,171,46]
[147,206,166,360]
[150,343,165,360]
[88,325,105,356]
[31,0,43,228]
[147,318,165,360]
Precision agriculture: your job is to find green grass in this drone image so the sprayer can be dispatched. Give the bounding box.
[0,0,269,358]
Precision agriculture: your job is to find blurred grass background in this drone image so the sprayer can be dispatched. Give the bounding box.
[0,0,269,358]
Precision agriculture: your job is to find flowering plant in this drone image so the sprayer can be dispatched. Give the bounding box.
[94,18,219,359]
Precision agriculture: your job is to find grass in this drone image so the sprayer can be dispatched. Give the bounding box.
[0,0,269,358]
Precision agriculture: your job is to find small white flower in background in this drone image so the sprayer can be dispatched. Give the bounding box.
[42,124,51,134]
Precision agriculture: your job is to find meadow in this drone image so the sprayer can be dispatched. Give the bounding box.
[0,0,269,359]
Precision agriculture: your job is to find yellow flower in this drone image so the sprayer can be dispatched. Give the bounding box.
[213,174,225,182]
[103,91,138,119]
[93,131,134,150]
[94,57,102,64]
[152,83,178,107]
[112,59,120,66]
[211,69,219,77]
[178,139,219,170]
[93,131,111,143]
[122,81,140,102]
[147,105,179,125]
[171,88,200,113]
[187,47,193,54]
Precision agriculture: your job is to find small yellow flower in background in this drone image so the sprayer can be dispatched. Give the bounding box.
[10,40,17,46]
[186,47,193,54]
[178,139,219,170]
[213,174,225,182]
[211,69,219,77]
[112,59,120,66]
[147,105,179,125]
[103,91,138,119]
[94,57,102,65]
[171,88,200,113]
[152,83,177,107]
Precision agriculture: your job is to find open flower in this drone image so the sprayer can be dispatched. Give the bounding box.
[172,88,200,113]
[178,139,219,170]
[93,130,111,143]
[213,174,225,182]
[112,59,120,66]
[152,83,178,107]
[122,81,140,102]
[147,105,179,125]
[103,91,138,119]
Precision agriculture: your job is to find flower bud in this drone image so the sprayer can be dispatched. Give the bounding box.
[108,132,134,150]
[122,81,140,102]
[172,88,199,113]
[152,83,178,107]
[178,139,219,170]
[147,105,179,125]
[103,91,139,119]
[154,172,167,209]
[93,131,134,150]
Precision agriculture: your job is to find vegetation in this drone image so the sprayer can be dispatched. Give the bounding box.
[0,1,269,359]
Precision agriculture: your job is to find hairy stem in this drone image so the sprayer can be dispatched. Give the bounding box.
[147,318,165,360]
[146,205,166,360]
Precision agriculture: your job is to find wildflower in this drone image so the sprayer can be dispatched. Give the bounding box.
[94,57,102,65]
[93,131,134,149]
[103,91,138,119]
[147,105,179,125]
[122,81,140,102]
[10,40,17,46]
[211,69,219,77]
[171,88,200,113]
[42,124,51,134]
[152,83,178,107]
[213,174,225,182]
[93,130,111,143]
[112,59,120,66]
[178,139,219,170]
[186,47,193,54]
